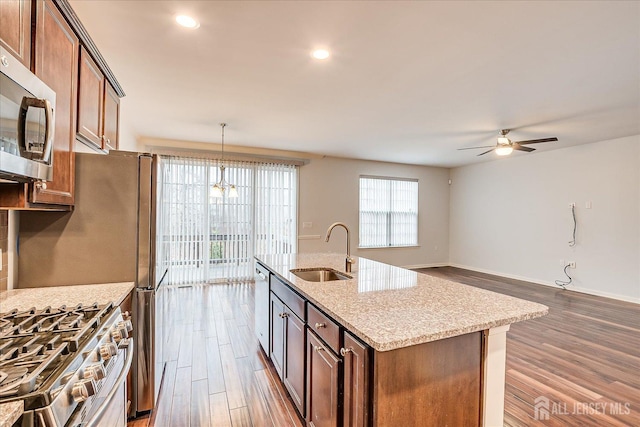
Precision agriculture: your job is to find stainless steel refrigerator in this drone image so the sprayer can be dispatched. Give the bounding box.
[18,151,164,417]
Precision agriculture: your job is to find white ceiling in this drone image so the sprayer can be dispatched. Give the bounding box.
[69,1,640,167]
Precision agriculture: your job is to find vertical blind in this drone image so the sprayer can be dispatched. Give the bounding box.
[156,155,297,285]
[359,176,418,248]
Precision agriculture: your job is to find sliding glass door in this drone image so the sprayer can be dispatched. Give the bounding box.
[156,156,297,285]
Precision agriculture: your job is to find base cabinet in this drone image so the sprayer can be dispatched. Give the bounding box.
[342,331,368,427]
[306,330,340,427]
[270,291,306,417]
[257,264,482,427]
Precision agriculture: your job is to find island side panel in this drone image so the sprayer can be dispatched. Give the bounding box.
[372,331,483,427]
[482,325,510,427]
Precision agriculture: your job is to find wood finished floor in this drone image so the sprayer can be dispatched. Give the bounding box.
[128,283,304,427]
[417,267,640,427]
[128,268,639,427]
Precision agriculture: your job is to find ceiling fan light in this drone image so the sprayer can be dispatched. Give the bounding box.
[495,146,513,156]
[497,136,510,145]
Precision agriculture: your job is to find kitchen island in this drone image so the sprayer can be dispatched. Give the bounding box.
[255,253,548,427]
[0,282,134,426]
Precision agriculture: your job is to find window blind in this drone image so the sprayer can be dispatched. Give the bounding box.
[156,155,297,285]
[359,176,418,248]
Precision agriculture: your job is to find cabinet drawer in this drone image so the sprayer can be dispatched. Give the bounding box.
[271,275,305,321]
[308,304,340,353]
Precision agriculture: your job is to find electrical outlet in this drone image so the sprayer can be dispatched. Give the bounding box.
[568,261,576,268]
[302,222,313,229]
[569,202,575,208]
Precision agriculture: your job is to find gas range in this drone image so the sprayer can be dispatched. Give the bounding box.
[0,303,133,427]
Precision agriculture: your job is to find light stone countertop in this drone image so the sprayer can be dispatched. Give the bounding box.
[256,253,548,352]
[0,401,23,427]
[0,282,134,426]
[0,282,135,313]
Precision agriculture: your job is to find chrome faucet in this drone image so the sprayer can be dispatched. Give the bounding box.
[325,222,355,273]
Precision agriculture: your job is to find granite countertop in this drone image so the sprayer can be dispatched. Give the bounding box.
[0,282,135,313]
[0,401,23,427]
[0,282,134,426]
[257,253,548,352]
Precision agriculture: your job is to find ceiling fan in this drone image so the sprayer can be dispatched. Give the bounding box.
[458,129,558,156]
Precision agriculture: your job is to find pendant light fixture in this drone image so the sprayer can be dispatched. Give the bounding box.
[211,123,238,198]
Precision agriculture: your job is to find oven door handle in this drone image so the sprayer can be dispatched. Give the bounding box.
[84,339,134,427]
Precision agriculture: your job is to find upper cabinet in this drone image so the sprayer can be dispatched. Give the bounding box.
[31,0,78,206]
[103,81,120,151]
[0,0,124,209]
[77,46,120,151]
[0,0,32,68]
[77,47,104,150]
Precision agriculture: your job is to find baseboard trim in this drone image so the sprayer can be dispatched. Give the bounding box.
[448,263,640,305]
[402,262,449,269]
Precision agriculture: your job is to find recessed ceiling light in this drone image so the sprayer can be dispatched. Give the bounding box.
[175,15,200,29]
[312,49,330,60]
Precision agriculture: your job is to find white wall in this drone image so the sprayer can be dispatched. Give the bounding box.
[449,135,640,302]
[298,156,450,268]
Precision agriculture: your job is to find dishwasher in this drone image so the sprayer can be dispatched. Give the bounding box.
[254,262,271,354]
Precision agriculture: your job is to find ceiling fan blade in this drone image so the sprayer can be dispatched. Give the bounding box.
[477,149,495,156]
[514,144,535,152]
[514,137,558,145]
[457,145,495,151]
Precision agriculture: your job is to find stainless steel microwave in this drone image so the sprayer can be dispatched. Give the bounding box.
[0,45,55,182]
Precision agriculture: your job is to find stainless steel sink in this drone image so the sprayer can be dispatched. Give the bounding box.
[290,268,352,282]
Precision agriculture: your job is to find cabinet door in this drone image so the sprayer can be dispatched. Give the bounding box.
[343,331,369,427]
[307,330,340,427]
[77,46,104,149]
[270,293,286,380]
[103,82,119,150]
[32,0,77,205]
[283,308,306,417]
[0,0,31,68]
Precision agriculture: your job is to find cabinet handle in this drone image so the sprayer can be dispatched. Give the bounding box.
[340,347,353,357]
[314,322,326,329]
[35,181,47,191]
[279,312,288,318]
[314,346,325,352]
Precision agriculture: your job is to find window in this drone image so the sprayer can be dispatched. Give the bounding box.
[156,155,297,285]
[359,176,418,248]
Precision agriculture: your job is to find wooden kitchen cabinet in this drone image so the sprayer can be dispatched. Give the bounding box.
[103,81,120,150]
[270,293,286,379]
[256,261,483,427]
[306,330,340,427]
[0,0,124,209]
[30,0,77,206]
[284,305,306,417]
[270,280,306,418]
[0,0,77,209]
[342,331,369,427]
[0,0,32,68]
[77,46,104,149]
[77,46,120,151]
